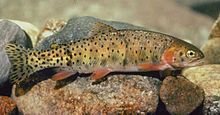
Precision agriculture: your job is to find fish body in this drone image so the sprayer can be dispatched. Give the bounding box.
[5,22,204,84]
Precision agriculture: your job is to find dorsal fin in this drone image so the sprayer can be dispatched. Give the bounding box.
[50,43,60,49]
[89,22,117,36]
[209,15,220,39]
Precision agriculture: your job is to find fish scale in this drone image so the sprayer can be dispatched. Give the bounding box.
[5,22,204,84]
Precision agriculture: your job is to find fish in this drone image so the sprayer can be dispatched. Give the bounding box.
[4,22,204,84]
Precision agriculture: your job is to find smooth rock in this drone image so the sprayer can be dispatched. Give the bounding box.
[0,19,40,47]
[0,96,17,115]
[0,20,32,90]
[160,76,205,115]
[202,15,220,64]
[12,75,161,114]
[36,16,145,50]
[182,64,220,97]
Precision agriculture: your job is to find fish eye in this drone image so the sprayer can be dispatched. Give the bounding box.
[186,50,196,58]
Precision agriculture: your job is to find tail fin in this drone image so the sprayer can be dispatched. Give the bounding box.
[5,43,33,84]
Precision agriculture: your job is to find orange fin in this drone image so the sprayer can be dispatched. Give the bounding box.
[138,63,170,71]
[91,68,112,80]
[51,71,77,81]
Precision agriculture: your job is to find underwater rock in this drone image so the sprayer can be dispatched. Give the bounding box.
[36,16,145,50]
[182,64,220,114]
[203,96,220,114]
[1,19,40,47]
[159,76,205,115]
[12,75,161,114]
[0,96,17,114]
[202,15,220,64]
[37,19,67,43]
[0,20,32,92]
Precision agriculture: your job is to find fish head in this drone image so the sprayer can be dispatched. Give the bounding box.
[162,39,205,69]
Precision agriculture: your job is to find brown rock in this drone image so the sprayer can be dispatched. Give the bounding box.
[12,75,161,114]
[182,64,220,114]
[202,39,220,64]
[208,15,220,39]
[202,15,220,64]
[0,96,17,114]
[160,76,205,115]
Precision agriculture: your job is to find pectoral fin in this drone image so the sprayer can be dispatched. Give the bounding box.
[51,71,77,81]
[91,68,112,80]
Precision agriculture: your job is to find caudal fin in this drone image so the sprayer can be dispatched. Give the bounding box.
[5,43,33,84]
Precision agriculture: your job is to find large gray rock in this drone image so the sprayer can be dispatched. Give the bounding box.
[12,75,161,114]
[0,20,32,89]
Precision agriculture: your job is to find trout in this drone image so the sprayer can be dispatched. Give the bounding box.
[5,22,204,84]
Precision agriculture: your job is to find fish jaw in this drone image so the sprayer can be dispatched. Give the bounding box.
[182,58,205,67]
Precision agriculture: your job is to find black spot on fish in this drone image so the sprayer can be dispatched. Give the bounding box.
[57,59,60,63]
[179,52,183,56]
[79,52,81,55]
[74,53,77,56]
[181,58,185,62]
[146,56,149,59]
[67,61,72,66]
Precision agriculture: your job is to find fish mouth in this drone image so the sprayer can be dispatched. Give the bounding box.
[184,58,205,67]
